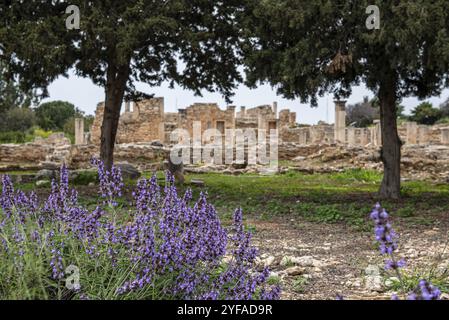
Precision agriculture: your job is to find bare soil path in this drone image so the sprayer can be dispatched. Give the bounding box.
[249,214,449,300]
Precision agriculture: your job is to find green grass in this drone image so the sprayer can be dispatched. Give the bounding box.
[386,267,449,295]
[172,169,449,230]
[8,168,449,231]
[292,276,310,294]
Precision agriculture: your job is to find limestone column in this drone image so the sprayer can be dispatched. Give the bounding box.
[371,120,381,146]
[298,128,308,145]
[258,113,266,131]
[406,122,418,145]
[272,101,278,118]
[347,128,357,146]
[418,126,430,145]
[75,118,85,145]
[334,100,346,143]
[289,112,297,126]
[360,129,370,146]
[441,128,449,145]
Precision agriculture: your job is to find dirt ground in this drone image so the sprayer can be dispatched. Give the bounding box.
[249,213,449,300]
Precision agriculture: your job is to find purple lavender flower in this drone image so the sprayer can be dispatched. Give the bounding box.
[91,158,124,207]
[50,245,65,280]
[370,204,405,275]
[1,161,280,300]
[408,280,441,300]
[370,204,442,301]
[385,259,406,271]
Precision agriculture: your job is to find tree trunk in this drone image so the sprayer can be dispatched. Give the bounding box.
[378,73,402,199]
[100,63,129,170]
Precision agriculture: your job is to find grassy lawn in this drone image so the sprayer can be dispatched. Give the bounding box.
[160,169,449,230]
[8,168,449,231]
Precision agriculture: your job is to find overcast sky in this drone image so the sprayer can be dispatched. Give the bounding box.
[43,69,449,125]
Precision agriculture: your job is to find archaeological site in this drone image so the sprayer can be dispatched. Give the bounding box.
[5,1,449,304]
[2,98,449,182]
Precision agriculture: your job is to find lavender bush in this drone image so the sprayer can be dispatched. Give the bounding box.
[0,162,280,300]
[370,204,441,300]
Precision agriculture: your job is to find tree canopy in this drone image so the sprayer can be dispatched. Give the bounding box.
[0,62,37,113]
[242,0,449,198]
[410,102,443,125]
[1,1,247,168]
[347,97,379,128]
[34,100,80,131]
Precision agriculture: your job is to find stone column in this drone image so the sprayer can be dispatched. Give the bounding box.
[75,118,85,145]
[125,101,131,113]
[406,122,418,145]
[272,101,278,118]
[298,128,308,145]
[289,112,297,126]
[418,125,430,145]
[334,100,346,143]
[371,120,381,146]
[347,128,357,146]
[441,128,449,145]
[258,113,266,131]
[360,129,370,146]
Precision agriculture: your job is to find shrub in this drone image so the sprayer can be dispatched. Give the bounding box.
[32,127,54,139]
[0,131,27,144]
[346,97,379,128]
[436,117,449,125]
[35,101,80,131]
[410,102,443,125]
[0,107,36,133]
[370,204,441,300]
[0,162,280,300]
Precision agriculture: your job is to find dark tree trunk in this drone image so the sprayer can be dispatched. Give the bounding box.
[100,63,129,170]
[378,73,402,199]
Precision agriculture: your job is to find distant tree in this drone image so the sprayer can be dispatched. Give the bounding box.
[35,101,80,131]
[410,102,443,125]
[243,0,449,199]
[347,97,379,127]
[1,1,246,169]
[0,62,38,113]
[0,107,36,132]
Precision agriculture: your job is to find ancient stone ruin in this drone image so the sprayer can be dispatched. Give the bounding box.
[2,98,449,181]
[85,98,449,148]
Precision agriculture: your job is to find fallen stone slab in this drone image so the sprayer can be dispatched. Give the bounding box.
[190,179,205,187]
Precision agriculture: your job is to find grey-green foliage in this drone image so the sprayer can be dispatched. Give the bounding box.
[243,0,449,104]
[410,102,443,125]
[242,0,449,198]
[0,107,36,132]
[0,1,248,167]
[0,62,38,113]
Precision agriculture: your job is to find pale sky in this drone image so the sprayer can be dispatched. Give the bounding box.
[43,69,449,125]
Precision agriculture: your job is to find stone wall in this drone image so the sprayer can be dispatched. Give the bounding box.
[91,98,165,144]
[400,122,448,146]
[234,104,279,142]
[0,133,71,171]
[7,98,449,174]
[70,143,167,171]
[177,103,236,141]
[87,99,449,147]
[0,139,166,172]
